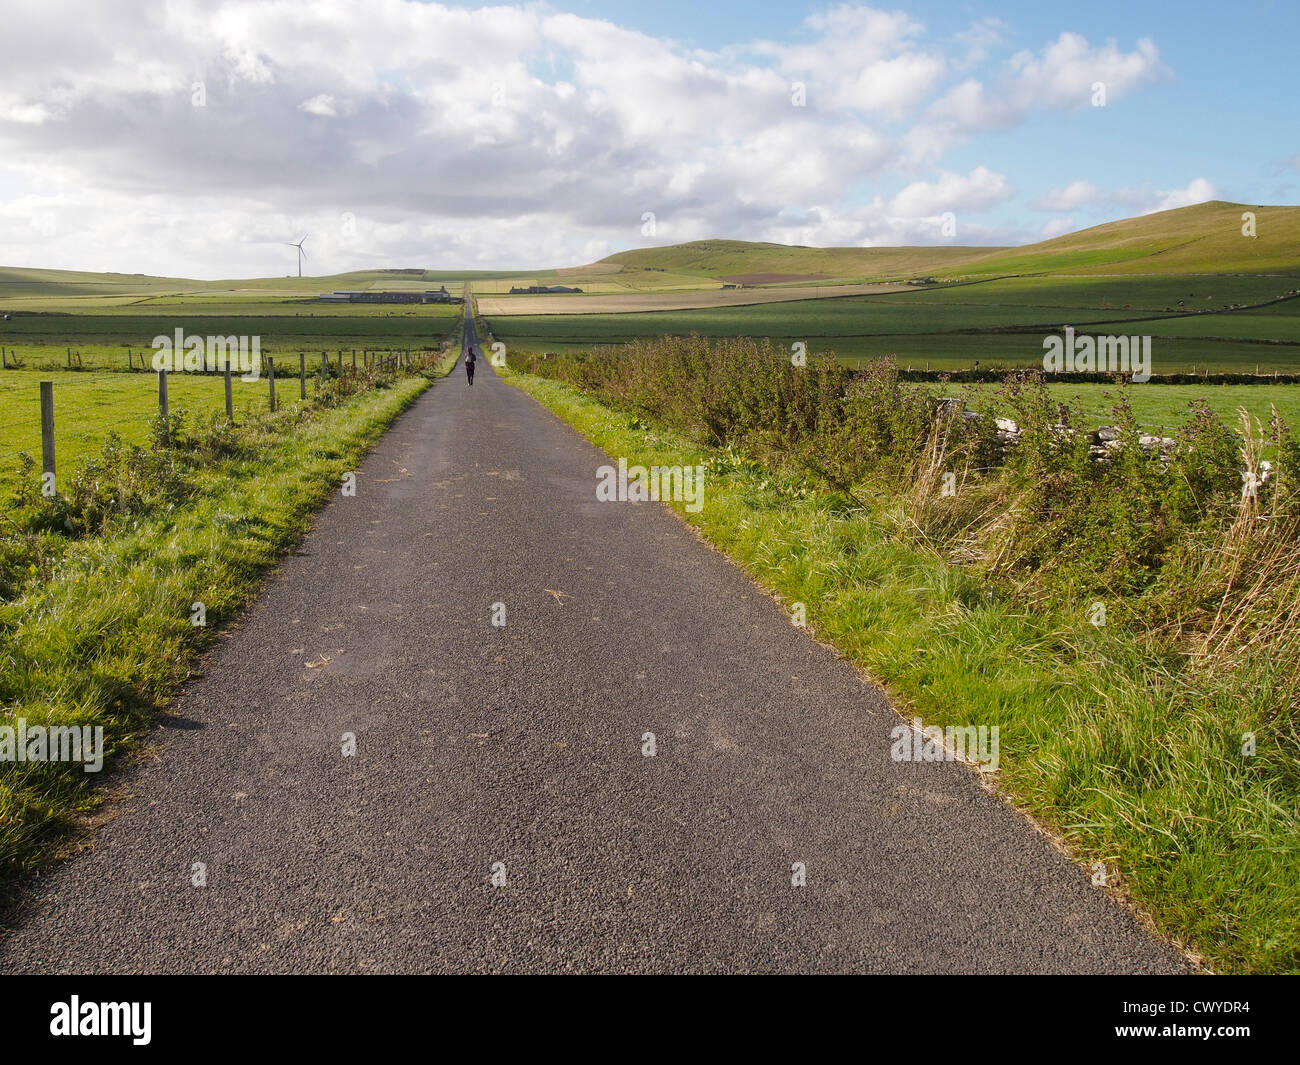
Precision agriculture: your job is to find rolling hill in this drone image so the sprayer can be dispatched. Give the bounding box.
[593,202,1300,283]
[0,267,525,313]
[598,240,993,283]
[3,202,1298,312]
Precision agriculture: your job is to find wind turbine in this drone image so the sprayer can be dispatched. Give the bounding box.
[284,234,308,277]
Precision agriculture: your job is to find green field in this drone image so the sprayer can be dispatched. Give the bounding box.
[0,266,509,313]
[934,381,1300,430]
[876,274,1300,311]
[4,201,1297,377]
[482,202,1299,371]
[2,342,447,376]
[0,370,279,496]
[0,310,458,349]
[487,281,1300,373]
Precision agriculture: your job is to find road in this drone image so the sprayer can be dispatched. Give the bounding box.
[0,304,1189,973]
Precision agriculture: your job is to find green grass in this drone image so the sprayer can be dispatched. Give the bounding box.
[0,311,458,348]
[0,265,515,312]
[933,382,1300,430]
[599,202,1300,280]
[0,364,448,884]
[950,202,1300,277]
[1139,312,1300,342]
[0,355,458,498]
[0,370,275,493]
[873,274,1300,311]
[490,297,1142,339]
[487,276,1300,373]
[600,239,993,282]
[503,366,1300,974]
[835,334,1297,371]
[1,341,447,376]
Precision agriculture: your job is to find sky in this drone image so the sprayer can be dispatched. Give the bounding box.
[0,0,1295,278]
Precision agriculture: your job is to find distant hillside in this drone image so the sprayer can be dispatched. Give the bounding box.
[597,202,1300,281]
[599,240,995,283]
[4,202,1297,304]
[0,265,560,313]
[0,266,429,300]
[956,202,1300,276]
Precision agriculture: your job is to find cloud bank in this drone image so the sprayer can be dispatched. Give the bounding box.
[0,1,1177,276]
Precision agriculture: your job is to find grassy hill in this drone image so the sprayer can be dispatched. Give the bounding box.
[599,240,993,283]
[956,201,1300,277]
[4,201,1298,314]
[0,267,527,313]
[595,202,1300,282]
[494,203,1300,374]
[0,266,424,295]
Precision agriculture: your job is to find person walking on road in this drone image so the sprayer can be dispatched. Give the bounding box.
[465,345,476,386]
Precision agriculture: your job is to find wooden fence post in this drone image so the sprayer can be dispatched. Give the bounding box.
[224,364,234,422]
[299,352,306,400]
[268,357,277,412]
[321,351,328,385]
[158,369,170,445]
[40,381,55,486]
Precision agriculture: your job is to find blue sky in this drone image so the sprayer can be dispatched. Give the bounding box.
[548,0,1300,216]
[0,0,1294,275]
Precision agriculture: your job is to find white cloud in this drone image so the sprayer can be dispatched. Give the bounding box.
[952,17,1008,68]
[298,94,338,117]
[1040,215,1076,238]
[831,52,946,115]
[887,167,1012,216]
[0,2,1177,275]
[0,98,54,124]
[1032,179,1104,211]
[928,32,1168,133]
[760,200,1017,249]
[1145,177,1218,213]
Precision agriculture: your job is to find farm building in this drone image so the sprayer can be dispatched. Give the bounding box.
[508,285,584,294]
[317,285,462,304]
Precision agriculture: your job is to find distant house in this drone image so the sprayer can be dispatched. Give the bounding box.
[721,283,742,290]
[508,285,584,294]
[317,285,461,304]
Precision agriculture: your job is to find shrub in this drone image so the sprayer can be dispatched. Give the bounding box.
[528,338,1298,676]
